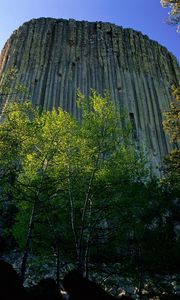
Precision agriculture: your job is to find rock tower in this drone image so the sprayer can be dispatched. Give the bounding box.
[0,18,179,171]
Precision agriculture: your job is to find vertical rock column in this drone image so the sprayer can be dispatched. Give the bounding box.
[0,18,179,171]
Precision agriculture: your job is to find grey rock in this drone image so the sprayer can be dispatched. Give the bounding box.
[0,18,179,172]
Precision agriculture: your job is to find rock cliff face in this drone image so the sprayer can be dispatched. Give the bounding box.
[0,18,179,171]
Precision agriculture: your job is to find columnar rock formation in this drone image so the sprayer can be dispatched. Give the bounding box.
[0,18,179,171]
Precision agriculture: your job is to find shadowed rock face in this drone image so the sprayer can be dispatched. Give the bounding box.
[0,18,179,171]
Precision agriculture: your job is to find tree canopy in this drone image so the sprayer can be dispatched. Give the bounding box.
[0,83,179,297]
[0,91,148,280]
[161,0,180,30]
[162,85,180,194]
[163,85,180,144]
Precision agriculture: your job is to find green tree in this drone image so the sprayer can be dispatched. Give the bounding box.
[1,91,179,297]
[0,91,148,282]
[161,0,180,30]
[163,85,180,145]
[32,90,148,278]
[154,85,180,298]
[91,179,180,298]
[68,90,149,276]
[163,85,180,193]
[0,100,80,282]
[0,66,28,107]
[0,67,29,254]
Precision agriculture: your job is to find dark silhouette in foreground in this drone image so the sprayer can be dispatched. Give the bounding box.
[27,278,62,300]
[0,259,26,299]
[63,269,133,300]
[0,260,179,300]
[119,296,134,300]
[0,260,62,300]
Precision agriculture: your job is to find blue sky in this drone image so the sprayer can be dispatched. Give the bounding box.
[0,0,179,62]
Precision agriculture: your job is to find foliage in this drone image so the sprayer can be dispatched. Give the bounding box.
[161,0,180,31]
[163,85,180,144]
[156,84,180,299]
[0,66,28,108]
[162,85,180,194]
[0,99,80,280]
[0,90,149,279]
[91,178,180,297]
[0,89,179,297]
[0,67,29,254]
[162,149,180,193]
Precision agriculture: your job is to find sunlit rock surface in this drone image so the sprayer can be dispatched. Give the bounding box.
[0,18,179,171]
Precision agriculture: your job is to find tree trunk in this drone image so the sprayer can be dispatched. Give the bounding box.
[20,196,38,282]
[138,247,143,300]
[56,246,60,289]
